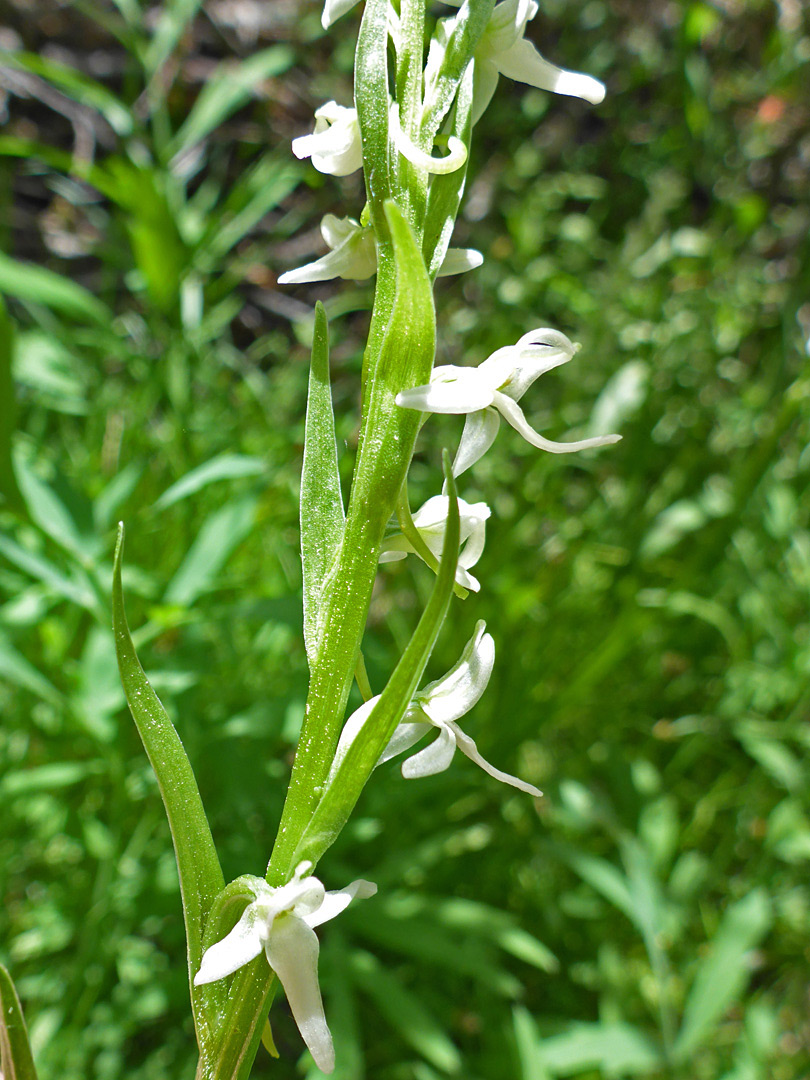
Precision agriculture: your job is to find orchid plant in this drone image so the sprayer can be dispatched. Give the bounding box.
[105,1,617,1077]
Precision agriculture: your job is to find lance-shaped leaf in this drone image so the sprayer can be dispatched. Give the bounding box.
[292,453,460,869]
[673,888,772,1061]
[112,525,224,1036]
[301,302,345,666]
[0,298,23,512]
[0,964,38,1080]
[423,59,475,280]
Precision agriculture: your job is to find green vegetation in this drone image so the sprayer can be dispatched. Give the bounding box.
[1,1,808,1078]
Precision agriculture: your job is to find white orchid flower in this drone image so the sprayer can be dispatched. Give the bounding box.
[194,864,375,1074]
[278,215,376,286]
[379,494,490,592]
[279,214,482,286]
[332,622,542,796]
[396,327,621,477]
[321,0,362,30]
[292,101,363,177]
[435,0,605,122]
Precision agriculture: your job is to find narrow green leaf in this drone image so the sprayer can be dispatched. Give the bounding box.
[205,157,299,260]
[113,525,224,1027]
[14,457,99,562]
[164,494,257,606]
[0,532,97,611]
[170,47,293,155]
[512,1007,552,1080]
[350,950,462,1074]
[537,1022,663,1075]
[558,848,636,925]
[291,455,459,869]
[0,964,38,1080]
[154,454,265,511]
[145,0,205,80]
[301,302,345,665]
[0,253,110,325]
[674,889,772,1060]
[0,51,133,135]
[0,297,23,512]
[0,632,62,706]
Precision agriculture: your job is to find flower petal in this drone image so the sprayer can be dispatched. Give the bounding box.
[451,723,543,796]
[418,621,494,725]
[397,367,495,414]
[458,517,487,570]
[378,718,433,765]
[265,915,335,1074]
[479,329,576,401]
[194,903,264,985]
[492,38,605,104]
[492,391,621,453]
[278,232,376,285]
[322,0,361,29]
[292,103,363,176]
[452,408,501,477]
[401,722,458,777]
[436,248,484,277]
[303,879,377,929]
[328,696,382,782]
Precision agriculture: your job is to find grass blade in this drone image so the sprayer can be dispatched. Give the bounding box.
[674,889,772,1061]
[0,253,110,324]
[170,47,293,155]
[154,454,265,511]
[0,964,38,1080]
[0,297,23,512]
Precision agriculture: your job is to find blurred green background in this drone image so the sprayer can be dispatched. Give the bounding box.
[0,0,809,1077]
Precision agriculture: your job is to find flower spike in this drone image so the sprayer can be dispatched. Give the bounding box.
[321,0,362,30]
[195,865,375,1073]
[396,327,621,476]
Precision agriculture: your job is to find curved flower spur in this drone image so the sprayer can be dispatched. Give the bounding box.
[331,622,541,797]
[397,327,621,477]
[194,865,376,1073]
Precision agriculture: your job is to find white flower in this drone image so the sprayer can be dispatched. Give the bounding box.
[194,864,375,1074]
[379,494,490,592]
[278,214,482,286]
[396,327,621,476]
[278,215,376,286]
[437,0,605,122]
[292,102,363,177]
[332,623,542,796]
[321,0,361,30]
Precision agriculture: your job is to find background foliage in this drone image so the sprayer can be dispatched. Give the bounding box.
[1,0,809,1077]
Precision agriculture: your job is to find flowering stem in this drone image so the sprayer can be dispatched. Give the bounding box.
[267,201,436,883]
